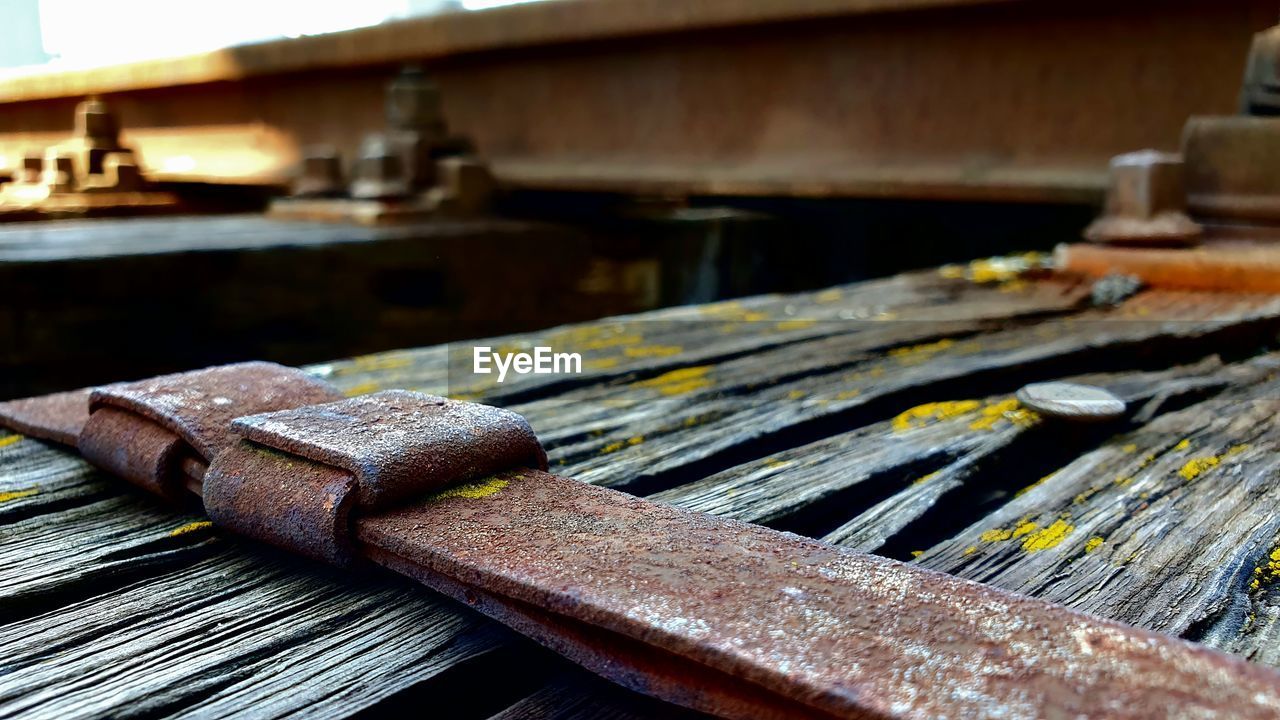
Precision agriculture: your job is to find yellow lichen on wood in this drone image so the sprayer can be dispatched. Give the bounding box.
[346,352,412,373]
[0,487,37,503]
[1174,439,1192,452]
[600,436,645,455]
[633,366,713,396]
[980,527,1013,543]
[1011,521,1039,539]
[1084,536,1105,554]
[1073,487,1099,505]
[941,252,1049,284]
[775,319,816,331]
[913,471,941,486]
[623,345,683,358]
[577,334,642,351]
[1021,519,1074,552]
[584,357,621,370]
[891,400,981,432]
[962,545,978,556]
[169,520,213,537]
[968,398,1039,431]
[699,300,768,322]
[0,435,22,449]
[888,338,955,364]
[814,288,843,304]
[1179,456,1221,481]
[1251,547,1280,591]
[342,381,380,398]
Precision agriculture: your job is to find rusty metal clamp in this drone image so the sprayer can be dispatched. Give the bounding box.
[204,390,546,565]
[78,362,342,499]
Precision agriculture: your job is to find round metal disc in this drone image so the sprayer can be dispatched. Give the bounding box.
[1015,382,1126,422]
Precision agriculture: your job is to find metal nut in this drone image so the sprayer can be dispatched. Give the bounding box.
[1083,150,1202,246]
[349,134,411,200]
[1240,25,1280,116]
[294,147,347,198]
[74,97,121,148]
[18,152,43,184]
[386,67,447,135]
[427,156,494,216]
[41,152,75,193]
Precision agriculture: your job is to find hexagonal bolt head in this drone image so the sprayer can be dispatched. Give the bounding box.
[1240,25,1280,115]
[42,152,76,193]
[19,152,43,184]
[75,97,121,148]
[294,147,347,197]
[386,67,447,136]
[427,156,495,216]
[349,134,412,200]
[103,152,142,191]
[1084,150,1202,246]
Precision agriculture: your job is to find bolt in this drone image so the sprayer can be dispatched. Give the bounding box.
[103,152,142,191]
[19,152,43,184]
[42,151,75,193]
[1083,150,1202,246]
[427,156,494,216]
[74,97,121,148]
[294,147,346,198]
[1240,25,1280,116]
[349,134,411,200]
[386,67,447,135]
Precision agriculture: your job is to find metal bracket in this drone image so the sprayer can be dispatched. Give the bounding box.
[269,67,494,224]
[0,97,181,218]
[204,390,546,565]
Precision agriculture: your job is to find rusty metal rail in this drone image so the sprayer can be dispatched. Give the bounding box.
[2,362,1280,718]
[0,0,1273,203]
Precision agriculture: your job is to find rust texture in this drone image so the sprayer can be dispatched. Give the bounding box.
[0,387,91,445]
[89,361,342,460]
[1183,116,1280,222]
[1084,150,1202,246]
[0,1,1272,201]
[204,441,358,566]
[77,407,187,500]
[229,390,547,510]
[359,469,1280,720]
[1057,242,1280,293]
[365,543,833,720]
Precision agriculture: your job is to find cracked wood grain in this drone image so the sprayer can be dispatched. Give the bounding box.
[3,274,1280,720]
[919,363,1280,664]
